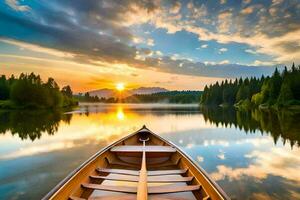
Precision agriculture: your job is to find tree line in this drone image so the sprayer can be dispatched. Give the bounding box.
[74,92,118,103]
[76,91,202,104]
[0,73,78,109]
[201,63,300,109]
[123,91,202,104]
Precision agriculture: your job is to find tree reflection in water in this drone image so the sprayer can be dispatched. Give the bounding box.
[201,107,300,148]
[0,110,72,141]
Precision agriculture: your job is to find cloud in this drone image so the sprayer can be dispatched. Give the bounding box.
[220,0,227,5]
[241,6,254,15]
[133,37,155,46]
[219,60,230,64]
[0,141,76,160]
[219,48,228,53]
[0,0,293,79]
[243,0,252,5]
[0,39,74,58]
[210,147,300,183]
[253,60,276,66]
[187,2,208,20]
[202,139,229,147]
[245,49,257,54]
[170,1,181,14]
[133,36,143,44]
[218,11,232,33]
[272,0,284,6]
[217,153,226,160]
[147,38,155,46]
[155,51,163,56]
[5,0,30,11]
[134,1,300,64]
[196,44,208,50]
[197,156,204,162]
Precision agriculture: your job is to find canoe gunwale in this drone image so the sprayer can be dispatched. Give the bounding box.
[42,127,144,200]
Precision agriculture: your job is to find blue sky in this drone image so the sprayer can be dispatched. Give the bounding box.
[0,0,299,91]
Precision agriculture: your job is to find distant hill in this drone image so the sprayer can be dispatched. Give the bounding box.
[88,87,168,98]
[88,88,117,98]
[130,87,168,95]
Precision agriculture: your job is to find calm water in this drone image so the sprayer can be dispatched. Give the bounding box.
[0,103,300,200]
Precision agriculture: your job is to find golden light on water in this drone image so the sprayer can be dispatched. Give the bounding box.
[116,107,125,120]
[116,82,125,91]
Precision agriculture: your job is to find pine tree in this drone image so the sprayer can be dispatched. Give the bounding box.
[269,68,282,102]
[277,80,293,105]
[0,75,9,100]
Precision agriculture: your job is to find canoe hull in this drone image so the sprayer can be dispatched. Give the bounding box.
[43,126,230,200]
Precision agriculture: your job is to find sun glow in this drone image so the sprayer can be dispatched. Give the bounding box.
[116,82,125,91]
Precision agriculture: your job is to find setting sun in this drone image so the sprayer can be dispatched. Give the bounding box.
[116,82,125,91]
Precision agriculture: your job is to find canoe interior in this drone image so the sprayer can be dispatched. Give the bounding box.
[44,126,229,200]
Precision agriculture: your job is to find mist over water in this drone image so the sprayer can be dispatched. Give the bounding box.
[0,103,299,199]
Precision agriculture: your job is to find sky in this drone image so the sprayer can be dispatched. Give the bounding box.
[0,0,299,92]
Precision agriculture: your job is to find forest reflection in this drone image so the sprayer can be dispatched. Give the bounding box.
[202,107,300,148]
[1,105,300,148]
[0,110,72,141]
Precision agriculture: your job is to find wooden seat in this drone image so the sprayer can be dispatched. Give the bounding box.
[88,195,135,200]
[90,174,193,182]
[82,184,136,193]
[88,194,198,200]
[97,168,187,176]
[82,183,201,194]
[110,145,176,153]
[72,193,200,200]
[149,185,201,194]
[97,168,139,176]
[107,159,177,169]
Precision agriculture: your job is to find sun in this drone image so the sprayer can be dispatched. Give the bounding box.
[116,82,125,91]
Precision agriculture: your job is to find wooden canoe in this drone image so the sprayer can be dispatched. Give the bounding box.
[43,126,230,200]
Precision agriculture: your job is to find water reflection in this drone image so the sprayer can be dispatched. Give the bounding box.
[116,106,125,120]
[0,110,72,141]
[201,107,300,148]
[0,104,299,199]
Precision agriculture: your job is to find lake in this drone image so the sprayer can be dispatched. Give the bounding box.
[0,103,300,200]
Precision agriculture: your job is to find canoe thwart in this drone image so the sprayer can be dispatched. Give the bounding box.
[110,145,176,153]
[96,168,187,176]
[90,174,193,182]
[82,183,201,194]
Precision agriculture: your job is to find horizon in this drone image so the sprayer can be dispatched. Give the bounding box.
[1,0,299,92]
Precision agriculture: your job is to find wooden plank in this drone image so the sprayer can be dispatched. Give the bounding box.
[148,169,187,176]
[90,174,138,182]
[82,184,200,194]
[97,168,139,176]
[82,183,136,193]
[89,194,195,200]
[88,195,135,200]
[90,174,193,182]
[137,140,148,199]
[69,196,85,200]
[107,160,176,169]
[110,145,176,153]
[148,185,201,194]
[97,168,187,176]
